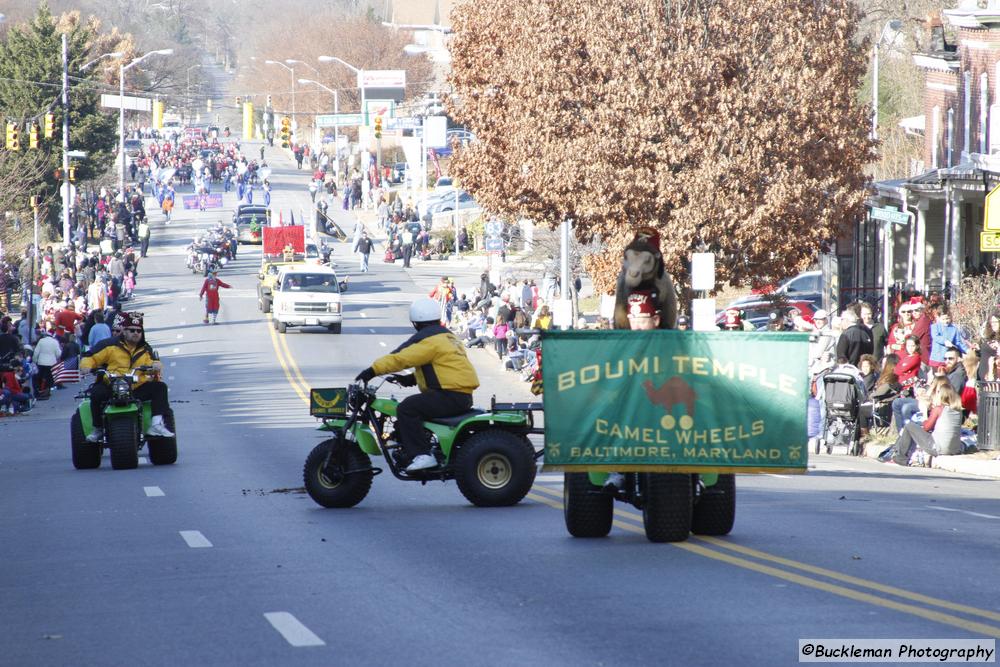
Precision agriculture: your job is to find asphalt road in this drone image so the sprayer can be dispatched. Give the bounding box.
[2,63,1000,667]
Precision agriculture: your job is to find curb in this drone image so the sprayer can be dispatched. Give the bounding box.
[859,438,1000,479]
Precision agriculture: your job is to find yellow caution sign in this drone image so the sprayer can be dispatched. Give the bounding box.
[986,183,1000,231]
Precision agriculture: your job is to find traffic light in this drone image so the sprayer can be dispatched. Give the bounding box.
[267,95,272,107]
[235,96,242,106]
[68,166,77,182]
[373,115,383,139]
[29,123,39,149]
[280,116,291,148]
[44,113,55,139]
[6,122,19,151]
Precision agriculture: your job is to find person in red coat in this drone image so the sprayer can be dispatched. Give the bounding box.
[199,270,231,325]
[908,298,932,365]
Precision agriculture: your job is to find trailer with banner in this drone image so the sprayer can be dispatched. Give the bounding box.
[541,329,809,542]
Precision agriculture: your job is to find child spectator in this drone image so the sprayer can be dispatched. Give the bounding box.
[929,306,966,368]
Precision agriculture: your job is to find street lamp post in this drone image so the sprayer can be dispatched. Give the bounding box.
[318,56,366,202]
[119,49,173,197]
[186,64,202,125]
[62,48,121,246]
[265,60,296,138]
[298,78,339,177]
[872,19,903,141]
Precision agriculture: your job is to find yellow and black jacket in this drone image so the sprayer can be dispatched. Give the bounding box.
[81,337,157,387]
[372,324,479,394]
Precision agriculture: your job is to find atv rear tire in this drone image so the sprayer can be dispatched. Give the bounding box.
[148,409,178,465]
[692,474,735,536]
[641,473,692,543]
[108,417,139,470]
[563,473,613,537]
[303,439,373,508]
[71,412,101,470]
[453,431,536,507]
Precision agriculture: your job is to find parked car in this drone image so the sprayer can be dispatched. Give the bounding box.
[727,270,823,308]
[424,190,478,217]
[434,129,475,158]
[716,300,817,330]
[389,162,407,184]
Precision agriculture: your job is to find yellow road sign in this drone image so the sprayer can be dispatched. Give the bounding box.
[986,183,1000,231]
[981,231,1000,252]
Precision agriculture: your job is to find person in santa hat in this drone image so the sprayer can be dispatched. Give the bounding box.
[199,269,231,325]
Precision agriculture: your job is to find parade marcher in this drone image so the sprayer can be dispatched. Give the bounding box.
[137,218,151,258]
[354,231,373,273]
[199,270,231,325]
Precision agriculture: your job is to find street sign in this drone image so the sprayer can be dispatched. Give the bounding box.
[100,94,152,112]
[870,206,909,225]
[485,221,502,237]
[981,231,1000,252]
[315,113,363,128]
[387,117,421,130]
[485,237,504,252]
[358,70,406,89]
[985,183,1000,231]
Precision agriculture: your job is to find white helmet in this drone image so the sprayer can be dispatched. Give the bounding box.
[409,297,441,324]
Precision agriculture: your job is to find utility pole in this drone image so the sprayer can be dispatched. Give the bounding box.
[61,33,71,245]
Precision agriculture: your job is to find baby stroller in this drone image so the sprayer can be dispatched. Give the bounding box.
[819,371,865,455]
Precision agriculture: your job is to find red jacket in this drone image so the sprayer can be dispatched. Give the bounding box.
[199,278,231,311]
[911,314,931,364]
[896,352,922,386]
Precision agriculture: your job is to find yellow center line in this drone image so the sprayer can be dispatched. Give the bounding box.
[265,314,309,405]
[527,482,1000,636]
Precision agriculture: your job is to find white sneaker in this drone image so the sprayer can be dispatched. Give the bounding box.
[603,472,625,489]
[86,428,104,443]
[147,416,174,438]
[405,454,438,472]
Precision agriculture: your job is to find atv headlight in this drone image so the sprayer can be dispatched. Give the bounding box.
[112,378,130,398]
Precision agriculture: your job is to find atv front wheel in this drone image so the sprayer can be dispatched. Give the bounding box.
[147,409,178,465]
[691,474,735,536]
[71,412,101,469]
[453,431,536,507]
[303,439,373,508]
[107,417,140,470]
[641,473,692,543]
[563,473,613,537]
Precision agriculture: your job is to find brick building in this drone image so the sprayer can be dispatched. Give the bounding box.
[867,4,1000,310]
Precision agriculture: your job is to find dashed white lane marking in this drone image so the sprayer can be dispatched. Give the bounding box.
[168,376,175,380]
[173,348,180,353]
[368,328,376,334]
[170,362,177,367]
[264,612,325,647]
[179,530,213,548]
[534,473,564,483]
[379,341,386,347]
[767,474,792,479]
[138,457,148,465]
[360,312,367,318]
[144,486,165,497]
[176,334,183,339]
[181,307,186,312]
[926,505,1000,520]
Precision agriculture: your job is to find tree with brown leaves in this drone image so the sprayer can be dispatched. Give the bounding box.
[448,0,875,294]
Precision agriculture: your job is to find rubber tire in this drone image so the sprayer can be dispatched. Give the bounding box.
[641,473,692,543]
[563,473,613,538]
[107,416,140,470]
[276,320,287,334]
[692,474,736,536]
[147,409,177,465]
[328,323,341,334]
[303,439,373,508]
[71,412,101,470]
[453,430,536,507]
[261,297,271,314]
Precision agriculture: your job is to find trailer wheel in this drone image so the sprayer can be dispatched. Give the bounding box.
[563,473,613,538]
[641,473,692,543]
[692,474,735,536]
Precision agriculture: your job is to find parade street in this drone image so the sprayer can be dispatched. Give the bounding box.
[3,126,1000,667]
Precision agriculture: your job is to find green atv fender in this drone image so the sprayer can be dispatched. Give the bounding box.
[318,398,531,461]
[77,398,152,436]
[587,471,719,488]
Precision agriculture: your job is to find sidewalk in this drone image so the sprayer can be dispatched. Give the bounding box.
[860,439,1000,479]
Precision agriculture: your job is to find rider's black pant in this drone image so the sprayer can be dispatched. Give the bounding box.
[396,389,473,459]
[90,380,169,426]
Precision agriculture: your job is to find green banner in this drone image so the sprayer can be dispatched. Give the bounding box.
[541,330,809,473]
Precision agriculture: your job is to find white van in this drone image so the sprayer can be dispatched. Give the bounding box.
[272,265,348,334]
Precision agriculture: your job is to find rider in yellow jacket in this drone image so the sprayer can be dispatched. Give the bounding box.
[356,298,479,472]
[80,312,173,442]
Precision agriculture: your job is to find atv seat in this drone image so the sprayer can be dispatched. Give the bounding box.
[428,409,485,426]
